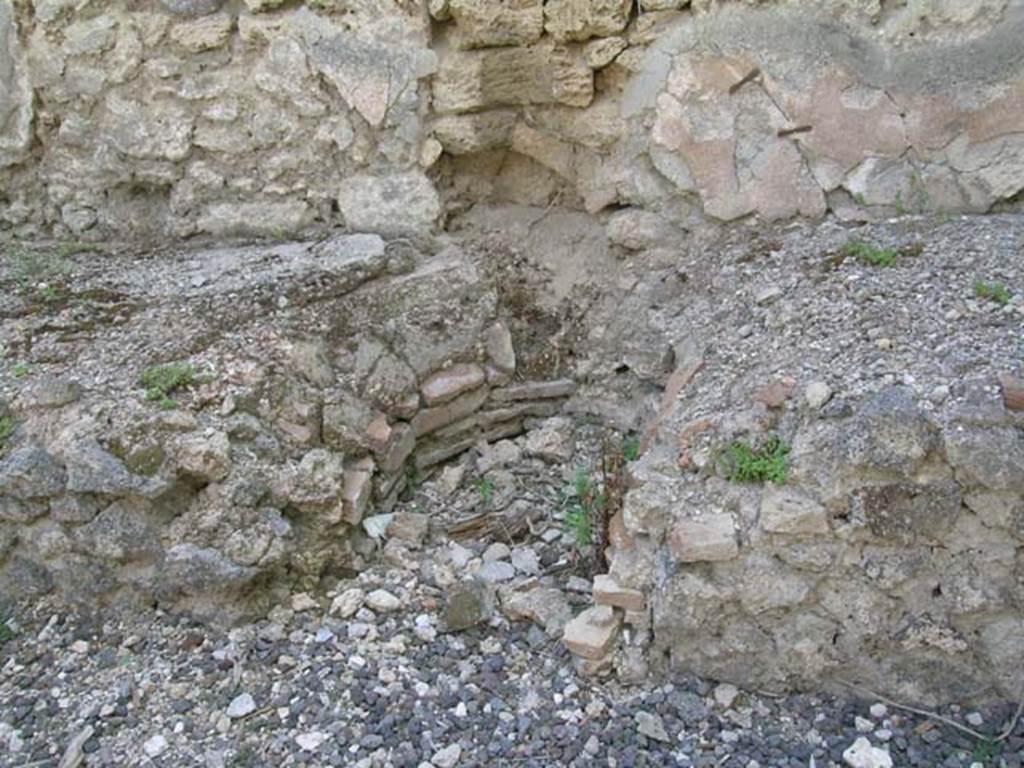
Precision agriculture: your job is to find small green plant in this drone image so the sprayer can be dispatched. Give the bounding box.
[404,465,421,497]
[622,436,640,462]
[0,615,13,645]
[10,362,29,379]
[37,284,62,303]
[139,362,196,408]
[0,417,15,450]
[893,191,907,215]
[563,504,593,549]
[972,738,1002,765]
[725,435,790,485]
[843,240,897,267]
[973,279,1012,306]
[476,476,494,506]
[562,468,602,549]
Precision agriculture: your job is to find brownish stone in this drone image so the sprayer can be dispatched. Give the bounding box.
[593,574,645,611]
[752,378,796,409]
[668,514,738,563]
[412,386,489,437]
[490,379,576,402]
[378,423,415,474]
[341,457,374,525]
[999,373,1024,412]
[366,414,392,453]
[421,363,486,406]
[562,605,621,660]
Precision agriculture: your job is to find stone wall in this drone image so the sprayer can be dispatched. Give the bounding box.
[434,0,1024,226]
[0,0,440,239]
[3,0,1024,239]
[569,215,1024,706]
[0,235,575,620]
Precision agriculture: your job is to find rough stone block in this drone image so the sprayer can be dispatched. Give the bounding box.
[0,3,33,169]
[421,363,487,406]
[563,604,621,660]
[64,440,139,496]
[484,322,516,373]
[444,578,494,630]
[169,13,233,52]
[337,172,440,235]
[159,0,226,13]
[365,415,392,453]
[431,110,519,155]
[478,400,561,426]
[412,386,489,437]
[522,416,575,462]
[842,387,937,473]
[583,36,626,69]
[490,379,576,402]
[853,480,962,544]
[544,0,632,41]
[501,586,572,636]
[433,42,593,114]
[593,573,646,611]
[378,423,416,475]
[668,514,738,563]
[737,556,810,614]
[0,445,66,499]
[281,449,345,511]
[387,512,429,548]
[102,94,193,162]
[945,425,1024,491]
[341,457,374,525]
[1000,373,1024,412]
[449,0,544,49]
[197,201,313,237]
[760,486,828,535]
[606,208,674,250]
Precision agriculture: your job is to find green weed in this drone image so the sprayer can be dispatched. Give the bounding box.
[10,363,29,379]
[973,279,1012,306]
[843,240,897,267]
[725,435,790,485]
[562,468,602,549]
[622,436,640,462]
[477,477,494,506]
[0,609,13,645]
[404,465,421,497]
[0,417,15,451]
[139,362,195,407]
[37,284,62,303]
[971,738,1002,765]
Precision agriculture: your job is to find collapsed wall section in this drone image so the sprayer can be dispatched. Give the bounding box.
[0,235,576,620]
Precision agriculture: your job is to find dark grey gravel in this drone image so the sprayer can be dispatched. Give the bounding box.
[1,581,1022,768]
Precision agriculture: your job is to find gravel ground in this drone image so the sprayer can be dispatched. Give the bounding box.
[2,562,1022,768]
